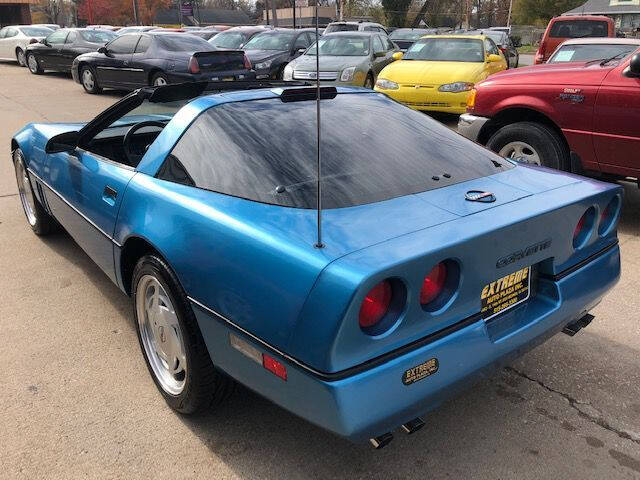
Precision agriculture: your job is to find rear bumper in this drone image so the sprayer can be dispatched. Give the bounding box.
[167,70,255,83]
[191,243,620,443]
[458,113,490,143]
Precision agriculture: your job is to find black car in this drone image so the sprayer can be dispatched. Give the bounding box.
[208,26,272,50]
[71,32,254,94]
[388,28,437,51]
[242,28,317,79]
[26,28,116,74]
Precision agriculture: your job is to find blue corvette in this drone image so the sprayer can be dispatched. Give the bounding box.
[11,81,621,447]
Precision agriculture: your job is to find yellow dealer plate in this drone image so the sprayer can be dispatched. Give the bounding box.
[481,266,531,321]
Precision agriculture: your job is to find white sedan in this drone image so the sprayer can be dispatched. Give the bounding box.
[0,25,53,66]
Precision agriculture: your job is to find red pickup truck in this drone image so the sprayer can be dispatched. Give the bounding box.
[458,51,640,181]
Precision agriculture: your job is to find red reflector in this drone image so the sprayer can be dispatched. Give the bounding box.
[188,56,200,74]
[359,280,392,329]
[262,353,287,381]
[420,262,447,305]
[243,54,252,70]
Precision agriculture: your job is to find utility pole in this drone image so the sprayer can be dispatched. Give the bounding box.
[271,0,278,26]
[506,0,513,27]
[292,0,296,28]
[266,0,270,25]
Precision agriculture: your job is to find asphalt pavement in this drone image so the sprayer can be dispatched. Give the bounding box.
[0,61,639,480]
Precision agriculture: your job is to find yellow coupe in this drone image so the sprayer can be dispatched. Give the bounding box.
[374,35,507,114]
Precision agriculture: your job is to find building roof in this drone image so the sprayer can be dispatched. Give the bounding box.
[564,0,640,15]
[154,8,252,26]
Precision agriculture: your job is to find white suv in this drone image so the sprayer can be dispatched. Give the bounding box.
[325,21,388,35]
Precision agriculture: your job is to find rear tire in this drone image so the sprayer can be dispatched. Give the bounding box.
[13,149,56,236]
[27,53,42,74]
[80,65,101,94]
[16,48,26,67]
[132,254,235,414]
[151,71,169,86]
[487,121,569,171]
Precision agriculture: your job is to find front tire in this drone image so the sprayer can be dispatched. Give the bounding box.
[132,254,235,414]
[487,121,569,171]
[364,72,374,89]
[80,65,101,94]
[16,48,26,67]
[13,149,56,236]
[27,53,42,74]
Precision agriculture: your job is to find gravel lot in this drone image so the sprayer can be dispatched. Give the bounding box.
[1,61,639,480]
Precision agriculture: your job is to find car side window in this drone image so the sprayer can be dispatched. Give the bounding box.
[294,33,309,50]
[47,30,68,45]
[484,38,499,55]
[135,35,151,53]
[6,28,18,38]
[107,35,139,54]
[384,36,395,50]
[0,27,7,39]
[65,31,77,44]
[373,35,384,54]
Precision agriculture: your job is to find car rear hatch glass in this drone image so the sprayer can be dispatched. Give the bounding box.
[193,50,247,72]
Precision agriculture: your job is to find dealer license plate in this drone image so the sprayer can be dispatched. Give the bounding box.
[481,266,531,321]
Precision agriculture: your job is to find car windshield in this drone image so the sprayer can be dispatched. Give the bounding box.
[165,93,512,209]
[389,29,431,40]
[306,36,369,56]
[99,99,190,135]
[19,27,53,36]
[550,20,609,38]
[325,24,359,33]
[80,29,116,43]
[209,31,249,48]
[156,34,213,52]
[404,38,484,62]
[243,32,294,50]
[549,43,638,63]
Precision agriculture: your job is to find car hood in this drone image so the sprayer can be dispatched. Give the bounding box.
[483,62,614,86]
[380,60,487,84]
[244,49,286,63]
[291,54,368,71]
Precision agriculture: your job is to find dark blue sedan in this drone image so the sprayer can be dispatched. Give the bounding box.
[11,81,621,446]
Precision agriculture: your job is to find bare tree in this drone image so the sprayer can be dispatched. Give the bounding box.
[33,0,64,24]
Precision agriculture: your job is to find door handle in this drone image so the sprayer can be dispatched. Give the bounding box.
[102,185,117,206]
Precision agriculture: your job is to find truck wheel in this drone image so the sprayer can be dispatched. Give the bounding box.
[487,121,569,171]
[132,254,235,414]
[13,149,56,235]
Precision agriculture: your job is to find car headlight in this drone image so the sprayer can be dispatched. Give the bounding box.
[375,78,399,90]
[283,64,293,81]
[255,60,272,70]
[340,66,356,82]
[438,82,474,93]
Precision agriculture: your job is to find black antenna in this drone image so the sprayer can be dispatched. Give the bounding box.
[314,1,324,249]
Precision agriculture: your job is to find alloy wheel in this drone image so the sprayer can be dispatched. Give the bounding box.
[498,141,542,165]
[136,274,187,395]
[82,69,95,91]
[14,153,37,226]
[27,55,38,73]
[17,49,26,66]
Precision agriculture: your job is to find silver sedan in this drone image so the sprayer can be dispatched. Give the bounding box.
[0,25,53,66]
[283,31,398,88]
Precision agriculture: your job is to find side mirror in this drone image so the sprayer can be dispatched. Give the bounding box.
[295,47,306,54]
[392,51,403,61]
[510,36,522,48]
[45,131,80,154]
[373,51,385,58]
[98,46,110,55]
[40,38,49,46]
[626,53,640,77]
[487,54,502,63]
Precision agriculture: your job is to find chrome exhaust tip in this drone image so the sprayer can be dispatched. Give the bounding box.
[563,313,594,336]
[401,417,425,434]
[369,432,394,449]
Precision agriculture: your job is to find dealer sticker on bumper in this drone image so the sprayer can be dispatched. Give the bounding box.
[481,266,531,321]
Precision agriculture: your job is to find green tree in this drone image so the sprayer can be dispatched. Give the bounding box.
[513,0,585,25]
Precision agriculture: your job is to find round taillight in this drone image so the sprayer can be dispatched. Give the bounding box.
[598,196,620,236]
[359,280,392,329]
[420,262,447,305]
[573,207,595,249]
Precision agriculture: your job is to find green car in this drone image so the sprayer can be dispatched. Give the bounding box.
[283,31,398,88]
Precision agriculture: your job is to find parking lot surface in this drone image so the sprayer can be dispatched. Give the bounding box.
[1,62,639,480]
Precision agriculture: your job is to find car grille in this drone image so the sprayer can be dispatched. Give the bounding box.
[404,101,451,107]
[293,71,339,81]
[400,84,436,89]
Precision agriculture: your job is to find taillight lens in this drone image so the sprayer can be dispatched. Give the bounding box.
[598,196,620,236]
[188,56,200,74]
[243,54,252,70]
[573,207,595,248]
[359,280,392,329]
[573,214,585,240]
[420,263,447,305]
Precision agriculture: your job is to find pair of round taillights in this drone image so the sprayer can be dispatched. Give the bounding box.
[358,262,452,334]
[573,196,620,249]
